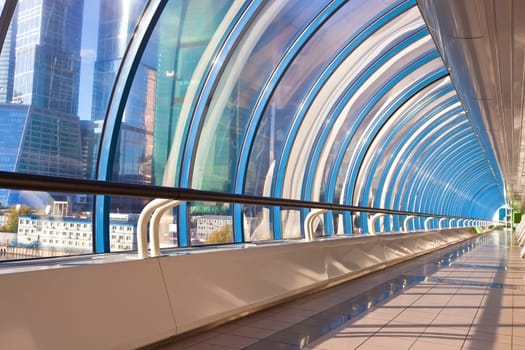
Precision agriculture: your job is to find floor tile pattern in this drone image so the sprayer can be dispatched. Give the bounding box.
[154,230,525,350]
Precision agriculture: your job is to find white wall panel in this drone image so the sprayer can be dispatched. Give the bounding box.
[0,229,475,349]
[0,259,176,350]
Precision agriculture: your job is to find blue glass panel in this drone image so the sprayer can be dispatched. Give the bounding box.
[178,0,264,189]
[244,0,409,198]
[401,142,481,214]
[104,0,234,249]
[357,89,463,230]
[329,53,443,214]
[387,127,472,230]
[190,0,330,193]
[276,5,424,203]
[355,82,458,208]
[110,0,232,191]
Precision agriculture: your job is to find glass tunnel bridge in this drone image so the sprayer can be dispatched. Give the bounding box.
[0,0,523,349]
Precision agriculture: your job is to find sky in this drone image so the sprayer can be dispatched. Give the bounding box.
[78,1,100,120]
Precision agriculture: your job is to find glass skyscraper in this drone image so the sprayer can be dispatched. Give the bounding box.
[0,0,84,206]
[0,2,15,104]
[12,0,83,114]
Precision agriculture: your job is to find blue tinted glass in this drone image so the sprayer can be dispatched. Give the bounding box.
[244,0,406,198]
[354,79,458,210]
[282,7,426,203]
[149,0,234,188]
[190,0,329,192]
[111,0,233,216]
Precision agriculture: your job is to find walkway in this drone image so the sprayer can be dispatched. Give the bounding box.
[150,229,525,350]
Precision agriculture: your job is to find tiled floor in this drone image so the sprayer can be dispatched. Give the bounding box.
[154,229,525,349]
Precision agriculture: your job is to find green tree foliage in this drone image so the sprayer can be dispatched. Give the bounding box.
[1,205,32,233]
[207,224,233,244]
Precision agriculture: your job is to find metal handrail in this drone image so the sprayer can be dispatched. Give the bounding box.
[369,213,387,235]
[0,171,500,258]
[0,171,493,221]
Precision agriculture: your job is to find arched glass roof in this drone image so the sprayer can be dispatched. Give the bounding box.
[0,0,506,255]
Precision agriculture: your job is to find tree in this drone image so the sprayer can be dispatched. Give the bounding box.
[1,205,32,233]
[207,224,233,244]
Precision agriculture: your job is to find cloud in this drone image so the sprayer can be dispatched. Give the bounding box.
[80,49,97,60]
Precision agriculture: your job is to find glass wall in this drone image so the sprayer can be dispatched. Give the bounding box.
[0,0,506,260]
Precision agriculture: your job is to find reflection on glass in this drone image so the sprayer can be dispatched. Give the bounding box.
[352,213,362,234]
[93,0,148,182]
[191,0,326,192]
[0,0,150,186]
[242,204,274,242]
[188,201,233,246]
[151,0,233,188]
[0,190,94,260]
[108,195,177,252]
[156,203,179,250]
[281,208,302,239]
[332,211,346,235]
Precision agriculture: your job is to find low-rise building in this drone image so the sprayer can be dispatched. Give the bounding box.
[16,213,138,253]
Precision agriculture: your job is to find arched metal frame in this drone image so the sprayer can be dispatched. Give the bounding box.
[340,61,447,233]
[335,64,447,232]
[95,0,169,253]
[306,27,433,235]
[327,54,445,233]
[358,90,463,230]
[389,129,474,230]
[300,7,426,204]
[308,30,436,234]
[424,160,489,220]
[393,132,475,212]
[0,0,17,49]
[230,0,350,239]
[373,111,466,229]
[272,1,420,238]
[415,148,490,217]
[177,0,265,244]
[410,144,482,212]
[403,142,481,219]
[373,108,469,231]
[349,73,453,233]
[0,0,507,254]
[91,0,506,248]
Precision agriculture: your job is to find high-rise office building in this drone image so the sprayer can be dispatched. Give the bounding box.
[0,2,15,104]
[80,120,95,180]
[0,0,84,206]
[12,0,83,114]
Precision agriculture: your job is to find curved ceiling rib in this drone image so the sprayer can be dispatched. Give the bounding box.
[418,0,519,209]
[92,0,508,241]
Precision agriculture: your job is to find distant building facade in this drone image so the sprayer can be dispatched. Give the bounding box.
[16,213,138,252]
[194,215,233,242]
